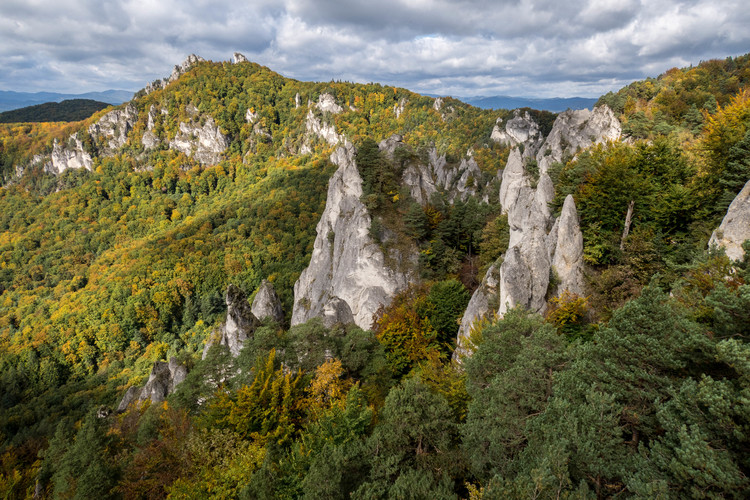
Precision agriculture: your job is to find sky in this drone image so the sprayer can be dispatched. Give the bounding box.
[1,0,749,98]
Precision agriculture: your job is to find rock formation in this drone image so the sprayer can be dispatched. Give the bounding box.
[550,195,585,295]
[232,52,248,64]
[44,135,93,174]
[709,179,750,261]
[491,110,544,154]
[145,54,204,94]
[291,143,411,330]
[455,106,619,358]
[116,357,188,412]
[251,280,284,324]
[169,116,229,165]
[536,105,621,174]
[203,284,260,358]
[453,262,501,360]
[88,103,138,155]
[302,93,345,149]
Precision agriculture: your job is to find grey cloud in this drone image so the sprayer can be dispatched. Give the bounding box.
[0,0,748,97]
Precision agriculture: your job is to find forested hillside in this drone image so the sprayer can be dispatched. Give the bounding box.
[0,99,112,124]
[1,54,749,498]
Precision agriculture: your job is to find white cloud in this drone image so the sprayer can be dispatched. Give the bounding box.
[0,0,747,97]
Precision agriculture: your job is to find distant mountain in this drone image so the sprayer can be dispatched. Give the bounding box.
[0,99,112,123]
[458,95,598,112]
[0,89,134,112]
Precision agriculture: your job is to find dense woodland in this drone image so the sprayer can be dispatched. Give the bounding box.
[0,55,749,498]
[0,100,112,124]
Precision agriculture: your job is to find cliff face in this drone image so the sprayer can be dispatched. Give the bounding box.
[168,116,228,165]
[709,179,750,261]
[291,143,412,330]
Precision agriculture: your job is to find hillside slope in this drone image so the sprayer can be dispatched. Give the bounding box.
[1,53,749,498]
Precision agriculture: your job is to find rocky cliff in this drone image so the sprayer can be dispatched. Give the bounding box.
[709,179,750,261]
[291,143,412,330]
[455,106,617,358]
[87,103,138,155]
[168,115,228,165]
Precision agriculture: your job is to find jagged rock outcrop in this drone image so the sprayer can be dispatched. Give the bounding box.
[251,280,284,324]
[169,116,228,165]
[116,357,188,412]
[455,107,621,358]
[141,105,161,149]
[88,103,138,155]
[398,139,488,204]
[491,110,544,154]
[44,135,93,174]
[145,54,204,94]
[709,179,750,261]
[549,195,585,294]
[536,105,621,174]
[316,93,343,114]
[302,94,345,150]
[291,143,411,330]
[453,262,501,361]
[203,284,260,358]
[232,52,248,64]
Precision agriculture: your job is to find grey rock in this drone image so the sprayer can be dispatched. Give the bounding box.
[291,143,412,330]
[45,135,93,174]
[88,103,138,155]
[322,296,355,328]
[394,98,407,118]
[305,109,341,146]
[116,386,141,413]
[144,54,204,94]
[433,97,443,111]
[316,93,343,114]
[169,116,228,165]
[116,357,188,411]
[536,105,621,174]
[491,110,544,155]
[709,179,750,261]
[454,262,501,361]
[232,52,248,64]
[550,195,585,295]
[204,284,260,358]
[245,108,258,123]
[169,54,204,84]
[251,279,284,324]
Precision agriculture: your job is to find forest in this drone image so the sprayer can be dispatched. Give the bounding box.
[0,54,749,498]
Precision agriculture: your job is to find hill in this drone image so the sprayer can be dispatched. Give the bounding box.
[460,94,598,112]
[0,53,749,498]
[0,99,112,123]
[0,89,134,112]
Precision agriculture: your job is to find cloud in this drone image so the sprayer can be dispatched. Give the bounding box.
[0,0,748,97]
